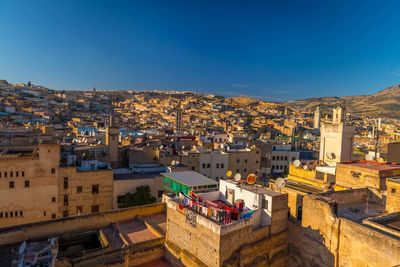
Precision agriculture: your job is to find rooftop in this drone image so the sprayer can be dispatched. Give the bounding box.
[161,171,219,187]
[339,160,400,171]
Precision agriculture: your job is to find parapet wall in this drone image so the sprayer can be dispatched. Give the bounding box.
[0,203,165,246]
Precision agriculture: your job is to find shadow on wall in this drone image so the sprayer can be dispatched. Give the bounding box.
[287,222,335,267]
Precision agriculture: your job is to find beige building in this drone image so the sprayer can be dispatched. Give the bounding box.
[59,161,113,217]
[0,143,60,228]
[386,178,400,213]
[319,106,355,166]
[335,161,400,191]
[227,146,261,178]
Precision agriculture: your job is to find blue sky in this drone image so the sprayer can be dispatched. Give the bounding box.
[1,0,400,101]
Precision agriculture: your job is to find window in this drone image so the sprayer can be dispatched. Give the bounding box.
[285,156,288,161]
[272,156,275,160]
[4,172,7,178]
[44,211,47,217]
[63,177,68,189]
[191,166,195,170]
[272,165,275,170]
[316,171,324,180]
[77,186,83,193]
[19,211,23,217]
[63,211,69,218]
[51,168,55,174]
[76,206,83,214]
[21,171,24,177]
[280,156,284,161]
[392,188,397,194]
[10,172,13,178]
[9,181,14,188]
[63,195,69,206]
[206,163,210,168]
[5,212,8,218]
[236,169,239,173]
[92,184,99,194]
[262,199,269,209]
[51,214,56,219]
[51,197,56,202]
[216,163,220,168]
[221,163,224,168]
[202,163,206,168]
[158,190,164,198]
[24,180,30,188]
[10,212,13,218]
[237,159,240,163]
[244,168,247,172]
[244,159,248,163]
[117,195,125,204]
[292,157,296,161]
[91,205,99,213]
[16,171,19,177]
[0,213,2,218]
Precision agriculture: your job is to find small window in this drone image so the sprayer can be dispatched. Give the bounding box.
[91,205,99,213]
[191,166,195,170]
[237,159,240,163]
[285,156,288,161]
[77,186,83,193]
[92,184,99,194]
[21,171,25,177]
[63,177,68,189]
[24,180,30,188]
[44,211,47,217]
[391,188,397,194]
[202,163,206,168]
[51,168,56,174]
[4,172,7,178]
[10,172,13,178]
[5,212,8,218]
[14,211,18,217]
[272,156,276,160]
[63,211,69,218]
[51,214,56,219]
[51,197,56,202]
[216,163,220,169]
[10,212,13,218]
[77,206,83,214]
[221,163,224,168]
[9,181,14,188]
[0,213,2,218]
[244,159,248,163]
[16,171,19,177]
[206,163,210,168]
[63,195,69,206]
[19,211,23,217]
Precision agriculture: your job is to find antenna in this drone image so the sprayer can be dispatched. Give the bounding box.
[293,159,301,167]
[275,177,286,192]
[226,170,233,178]
[234,173,241,182]
[246,174,257,185]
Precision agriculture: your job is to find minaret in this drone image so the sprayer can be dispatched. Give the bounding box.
[313,106,320,129]
[319,105,355,166]
[176,102,183,135]
[106,114,119,168]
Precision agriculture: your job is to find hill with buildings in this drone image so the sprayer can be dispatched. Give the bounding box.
[285,84,400,118]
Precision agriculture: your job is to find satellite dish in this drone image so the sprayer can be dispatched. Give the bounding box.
[171,160,176,166]
[293,160,301,167]
[275,178,286,190]
[234,173,242,182]
[365,154,374,161]
[247,174,257,185]
[303,165,308,170]
[378,158,385,163]
[18,241,26,255]
[226,170,233,178]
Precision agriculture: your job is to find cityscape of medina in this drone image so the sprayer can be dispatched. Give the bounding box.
[2,1,400,267]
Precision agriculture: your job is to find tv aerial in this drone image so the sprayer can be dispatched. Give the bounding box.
[293,159,301,167]
[275,177,286,192]
[246,173,257,185]
[234,173,242,182]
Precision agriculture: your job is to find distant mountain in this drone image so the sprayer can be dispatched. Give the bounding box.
[285,84,400,118]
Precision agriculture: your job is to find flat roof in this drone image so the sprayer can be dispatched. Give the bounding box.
[339,161,400,171]
[161,171,219,187]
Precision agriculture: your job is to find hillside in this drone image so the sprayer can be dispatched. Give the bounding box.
[285,84,400,118]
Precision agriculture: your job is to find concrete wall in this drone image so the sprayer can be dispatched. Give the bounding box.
[0,203,165,246]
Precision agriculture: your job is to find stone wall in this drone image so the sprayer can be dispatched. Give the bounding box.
[0,203,165,246]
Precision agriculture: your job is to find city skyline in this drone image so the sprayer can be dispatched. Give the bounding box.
[1,0,400,100]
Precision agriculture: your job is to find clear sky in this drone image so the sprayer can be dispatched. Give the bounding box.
[1,0,400,101]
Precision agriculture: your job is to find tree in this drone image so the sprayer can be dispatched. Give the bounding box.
[118,186,156,208]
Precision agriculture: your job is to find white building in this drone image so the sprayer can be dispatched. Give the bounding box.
[319,106,355,166]
[270,144,300,175]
